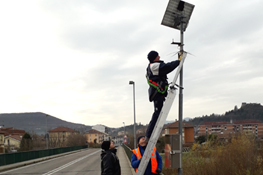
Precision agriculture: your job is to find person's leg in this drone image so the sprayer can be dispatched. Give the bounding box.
[146,97,164,139]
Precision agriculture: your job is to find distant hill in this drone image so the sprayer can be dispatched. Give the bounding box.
[184,117,191,122]
[165,120,176,124]
[0,112,91,135]
[188,103,263,126]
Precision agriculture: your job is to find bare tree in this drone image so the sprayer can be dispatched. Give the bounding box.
[32,134,46,150]
[66,133,86,147]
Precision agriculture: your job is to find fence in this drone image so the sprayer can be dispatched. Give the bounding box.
[122,144,133,162]
[0,145,88,166]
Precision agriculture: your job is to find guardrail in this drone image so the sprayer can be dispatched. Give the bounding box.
[122,144,133,162]
[0,145,88,166]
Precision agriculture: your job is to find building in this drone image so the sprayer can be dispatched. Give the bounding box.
[0,127,26,153]
[136,128,147,135]
[197,120,263,139]
[118,131,124,136]
[164,121,195,146]
[49,126,79,146]
[0,127,25,136]
[4,135,22,152]
[0,131,5,153]
[112,135,124,145]
[197,121,232,138]
[86,129,110,144]
[92,124,108,133]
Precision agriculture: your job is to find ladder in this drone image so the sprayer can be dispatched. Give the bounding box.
[136,52,187,175]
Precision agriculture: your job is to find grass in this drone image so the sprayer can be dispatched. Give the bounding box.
[162,134,263,175]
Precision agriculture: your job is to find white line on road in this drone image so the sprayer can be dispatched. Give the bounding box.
[0,149,101,175]
[42,149,101,175]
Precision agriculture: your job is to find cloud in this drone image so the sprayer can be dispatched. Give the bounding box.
[0,0,263,128]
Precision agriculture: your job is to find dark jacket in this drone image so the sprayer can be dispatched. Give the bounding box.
[146,60,180,102]
[131,145,162,175]
[101,149,121,175]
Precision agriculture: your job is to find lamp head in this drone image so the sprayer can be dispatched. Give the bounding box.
[129,81,134,85]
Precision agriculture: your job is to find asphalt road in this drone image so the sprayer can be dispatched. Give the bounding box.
[0,148,101,175]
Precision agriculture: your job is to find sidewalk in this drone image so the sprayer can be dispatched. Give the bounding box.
[117,146,135,175]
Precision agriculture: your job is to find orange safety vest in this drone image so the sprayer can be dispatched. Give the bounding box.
[132,147,158,174]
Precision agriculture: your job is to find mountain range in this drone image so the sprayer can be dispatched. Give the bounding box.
[1,103,262,136]
[0,112,91,135]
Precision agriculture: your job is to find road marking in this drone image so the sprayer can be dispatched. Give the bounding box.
[0,149,100,175]
[42,149,101,175]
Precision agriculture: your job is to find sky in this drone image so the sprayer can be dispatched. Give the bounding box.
[0,0,263,128]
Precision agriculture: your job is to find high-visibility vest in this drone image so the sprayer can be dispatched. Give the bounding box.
[132,147,158,174]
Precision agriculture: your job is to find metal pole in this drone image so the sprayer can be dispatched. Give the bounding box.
[133,83,136,149]
[178,14,184,175]
[123,122,125,138]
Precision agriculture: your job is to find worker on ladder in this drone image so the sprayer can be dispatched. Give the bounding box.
[131,136,163,175]
[145,50,181,141]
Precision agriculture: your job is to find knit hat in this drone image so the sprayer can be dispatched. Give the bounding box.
[137,136,145,144]
[101,141,111,151]
[147,51,158,63]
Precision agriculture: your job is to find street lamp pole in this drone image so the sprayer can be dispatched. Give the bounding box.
[129,81,136,149]
[123,122,125,134]
[123,122,125,144]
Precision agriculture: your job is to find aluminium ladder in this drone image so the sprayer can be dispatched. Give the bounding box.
[136,52,187,175]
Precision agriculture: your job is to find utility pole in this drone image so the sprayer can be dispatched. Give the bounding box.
[161,1,195,174]
[178,12,184,175]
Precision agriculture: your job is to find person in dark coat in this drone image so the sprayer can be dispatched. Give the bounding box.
[101,140,121,175]
[145,50,181,141]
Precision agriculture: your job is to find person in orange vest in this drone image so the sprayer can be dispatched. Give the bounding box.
[131,136,163,175]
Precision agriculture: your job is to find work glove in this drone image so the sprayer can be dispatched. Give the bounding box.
[156,168,162,175]
[178,52,183,61]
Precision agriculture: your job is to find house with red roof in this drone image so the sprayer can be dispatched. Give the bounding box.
[85,129,110,144]
[48,126,79,147]
[0,127,25,136]
[4,135,22,152]
[0,127,26,153]
[164,121,195,146]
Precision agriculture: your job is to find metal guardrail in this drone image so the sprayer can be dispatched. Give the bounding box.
[122,144,133,162]
[0,145,88,166]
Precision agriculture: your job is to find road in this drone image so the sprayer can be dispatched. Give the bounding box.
[0,148,101,175]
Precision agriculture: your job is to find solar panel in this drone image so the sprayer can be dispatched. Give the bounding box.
[161,0,195,31]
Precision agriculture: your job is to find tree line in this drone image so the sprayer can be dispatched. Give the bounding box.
[188,103,263,126]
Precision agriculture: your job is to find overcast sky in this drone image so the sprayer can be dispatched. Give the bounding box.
[0,0,263,128]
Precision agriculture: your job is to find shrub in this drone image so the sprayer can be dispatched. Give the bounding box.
[162,133,263,175]
[19,133,33,152]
